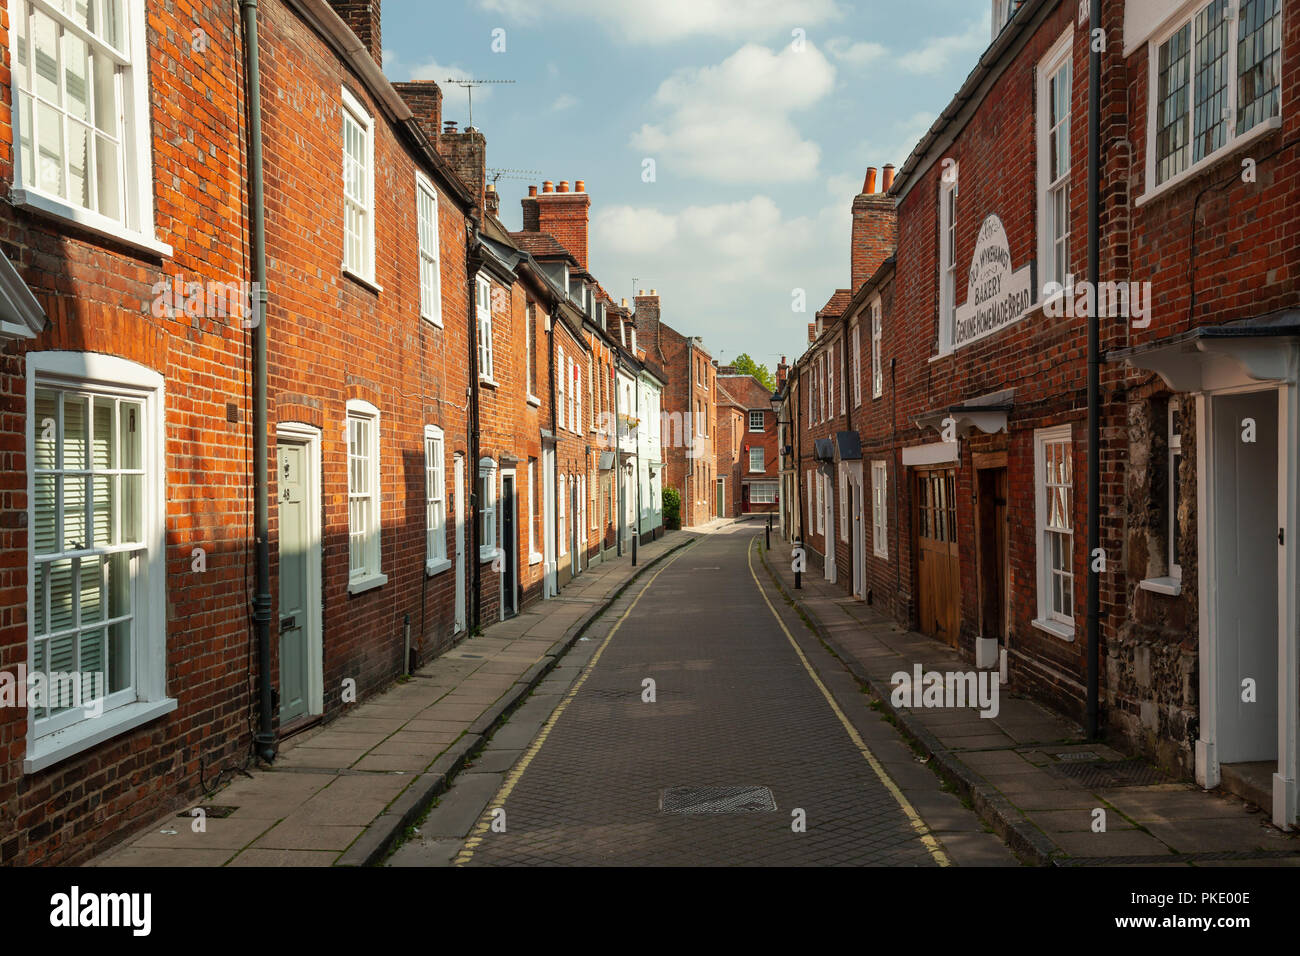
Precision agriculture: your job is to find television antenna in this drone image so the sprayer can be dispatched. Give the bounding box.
[486,166,541,186]
[445,78,515,130]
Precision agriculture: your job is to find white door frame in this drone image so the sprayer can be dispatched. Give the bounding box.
[500,467,517,620]
[454,453,466,633]
[843,462,865,599]
[1195,379,1298,829]
[276,422,323,719]
[822,470,836,583]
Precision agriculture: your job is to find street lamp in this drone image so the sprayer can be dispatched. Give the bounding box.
[770,389,801,589]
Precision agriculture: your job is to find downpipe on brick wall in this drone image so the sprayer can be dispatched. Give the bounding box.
[467,216,483,633]
[1085,0,1102,740]
[240,0,275,764]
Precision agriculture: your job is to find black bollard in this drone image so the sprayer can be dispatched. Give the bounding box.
[632,533,638,566]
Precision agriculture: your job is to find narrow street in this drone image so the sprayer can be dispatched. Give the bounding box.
[394,524,1017,867]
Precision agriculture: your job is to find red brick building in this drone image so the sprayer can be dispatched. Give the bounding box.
[780,0,1300,827]
[716,373,779,515]
[639,294,717,526]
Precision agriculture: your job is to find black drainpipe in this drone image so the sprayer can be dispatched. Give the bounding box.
[466,217,482,633]
[1085,0,1102,740]
[240,0,274,763]
[549,308,559,579]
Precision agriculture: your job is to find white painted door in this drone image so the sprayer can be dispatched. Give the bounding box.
[277,439,315,724]
[851,470,866,599]
[543,446,557,597]
[454,454,466,633]
[1213,389,1279,764]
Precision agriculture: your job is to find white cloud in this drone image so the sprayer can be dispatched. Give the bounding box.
[826,36,887,66]
[477,0,842,44]
[551,94,579,112]
[897,15,991,74]
[631,43,835,183]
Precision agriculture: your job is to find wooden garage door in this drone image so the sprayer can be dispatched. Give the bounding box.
[915,468,960,646]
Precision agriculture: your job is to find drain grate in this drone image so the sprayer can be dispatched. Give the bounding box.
[661,786,776,813]
[1054,751,1102,762]
[1048,758,1169,788]
[179,805,238,819]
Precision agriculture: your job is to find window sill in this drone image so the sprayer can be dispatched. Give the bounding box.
[479,547,499,564]
[10,188,174,259]
[343,266,383,294]
[24,697,178,774]
[529,552,543,566]
[479,376,499,389]
[1138,575,1182,597]
[527,394,541,407]
[1136,117,1281,208]
[421,312,444,329]
[348,572,388,595]
[873,548,888,560]
[1031,617,1075,642]
[426,557,452,577]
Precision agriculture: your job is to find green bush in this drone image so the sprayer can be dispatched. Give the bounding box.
[663,486,682,530]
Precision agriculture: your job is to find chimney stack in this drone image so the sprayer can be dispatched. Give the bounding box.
[485,182,499,217]
[435,124,487,215]
[634,289,661,344]
[520,176,591,269]
[851,163,898,292]
[776,356,789,389]
[328,1,382,66]
[392,80,442,146]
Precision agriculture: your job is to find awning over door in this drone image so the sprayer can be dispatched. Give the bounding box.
[914,388,1014,439]
[0,249,45,340]
[1107,310,1300,391]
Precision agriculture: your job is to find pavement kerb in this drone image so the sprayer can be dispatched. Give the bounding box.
[755,538,1060,867]
[336,533,698,867]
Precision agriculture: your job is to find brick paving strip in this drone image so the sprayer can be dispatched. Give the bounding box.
[759,537,1300,868]
[90,528,723,867]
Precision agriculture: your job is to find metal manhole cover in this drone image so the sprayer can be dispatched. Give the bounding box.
[1048,758,1169,788]
[661,786,776,813]
[180,805,238,819]
[1054,751,1102,762]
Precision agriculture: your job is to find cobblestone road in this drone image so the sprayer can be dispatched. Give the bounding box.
[452,526,1009,866]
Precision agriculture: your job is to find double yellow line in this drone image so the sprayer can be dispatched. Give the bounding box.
[745,536,951,866]
[453,535,950,867]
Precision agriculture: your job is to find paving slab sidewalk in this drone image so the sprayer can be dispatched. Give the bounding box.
[92,530,699,868]
[759,536,1300,867]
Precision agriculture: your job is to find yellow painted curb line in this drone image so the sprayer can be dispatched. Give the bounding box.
[453,544,691,866]
[746,536,952,867]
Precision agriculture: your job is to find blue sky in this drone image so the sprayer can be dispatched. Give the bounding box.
[383,0,994,373]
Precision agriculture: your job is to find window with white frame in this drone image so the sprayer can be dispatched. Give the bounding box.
[557,346,566,430]
[1034,426,1074,634]
[587,356,594,430]
[838,339,846,415]
[478,457,497,562]
[871,300,884,399]
[416,174,441,324]
[10,0,165,248]
[528,458,539,561]
[749,447,764,473]
[804,371,811,423]
[558,473,567,556]
[749,410,764,432]
[526,301,538,399]
[424,426,447,572]
[341,87,375,282]
[816,472,825,535]
[347,400,383,586]
[1038,32,1072,293]
[818,354,826,422]
[938,169,958,353]
[806,470,813,535]
[1150,0,1281,190]
[572,360,581,433]
[28,352,172,769]
[476,275,494,381]
[852,323,863,407]
[839,468,848,542]
[1168,400,1183,580]
[872,460,888,558]
[750,481,777,504]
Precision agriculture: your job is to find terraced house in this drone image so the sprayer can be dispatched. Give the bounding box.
[780,0,1300,828]
[0,0,682,865]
